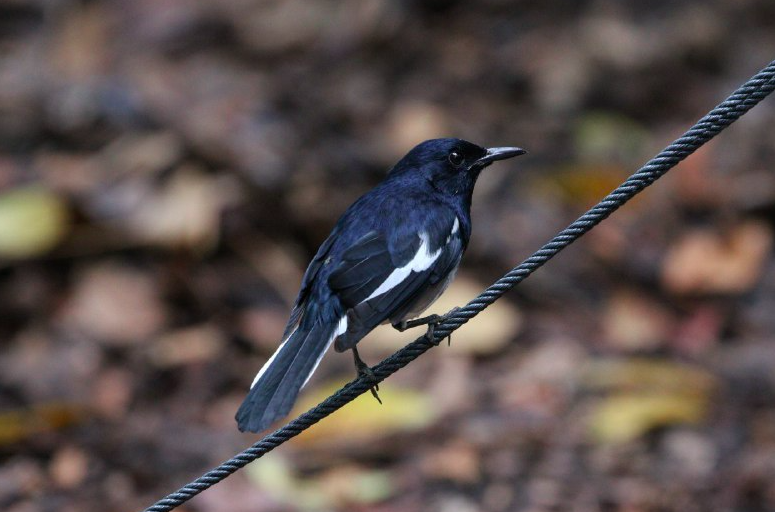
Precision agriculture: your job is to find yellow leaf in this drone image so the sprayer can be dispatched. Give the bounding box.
[0,187,69,259]
[290,381,437,446]
[583,358,717,444]
[246,455,394,509]
[583,358,717,395]
[0,403,87,445]
[589,392,708,444]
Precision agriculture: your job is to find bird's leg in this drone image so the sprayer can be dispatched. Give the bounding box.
[393,314,441,333]
[352,346,382,404]
[392,308,460,346]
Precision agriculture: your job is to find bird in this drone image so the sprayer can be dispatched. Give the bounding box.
[236,138,526,433]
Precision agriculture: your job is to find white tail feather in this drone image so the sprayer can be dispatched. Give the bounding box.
[250,331,293,389]
[302,316,347,388]
[250,316,348,390]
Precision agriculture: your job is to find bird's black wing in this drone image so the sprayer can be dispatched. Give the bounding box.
[327,231,419,307]
[386,230,463,325]
[328,223,461,352]
[281,231,338,339]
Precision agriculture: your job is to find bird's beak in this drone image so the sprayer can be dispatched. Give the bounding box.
[472,147,527,168]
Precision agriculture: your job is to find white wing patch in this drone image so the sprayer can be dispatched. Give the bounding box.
[365,230,445,301]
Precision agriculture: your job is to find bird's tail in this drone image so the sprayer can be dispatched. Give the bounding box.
[236,315,346,433]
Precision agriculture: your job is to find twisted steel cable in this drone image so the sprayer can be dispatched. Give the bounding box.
[144,59,775,512]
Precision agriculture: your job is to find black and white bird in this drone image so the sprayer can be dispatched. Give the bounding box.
[236,138,525,432]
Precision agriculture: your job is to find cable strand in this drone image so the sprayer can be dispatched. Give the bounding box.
[143,59,775,512]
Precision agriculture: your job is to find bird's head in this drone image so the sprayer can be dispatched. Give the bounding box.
[388,138,526,199]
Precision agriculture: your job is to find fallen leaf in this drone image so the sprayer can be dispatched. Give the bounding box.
[49,445,89,489]
[602,290,674,351]
[589,392,708,444]
[245,453,298,505]
[583,358,717,444]
[420,440,481,484]
[246,454,394,509]
[0,187,70,259]
[314,465,394,506]
[583,358,717,394]
[289,380,437,447]
[147,324,224,368]
[0,403,87,446]
[661,221,773,295]
[99,131,183,178]
[126,167,241,251]
[60,262,167,345]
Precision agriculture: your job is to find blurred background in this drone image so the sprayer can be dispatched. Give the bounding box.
[1,1,775,511]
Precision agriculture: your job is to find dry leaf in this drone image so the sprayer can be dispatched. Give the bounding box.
[99,132,183,178]
[0,403,87,446]
[246,454,393,509]
[49,446,89,489]
[589,393,709,444]
[126,167,241,250]
[148,324,224,368]
[583,358,717,444]
[420,441,481,484]
[583,358,717,395]
[602,291,674,351]
[662,221,773,295]
[61,262,167,345]
[314,466,394,505]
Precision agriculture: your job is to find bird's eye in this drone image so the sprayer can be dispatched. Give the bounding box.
[448,151,464,166]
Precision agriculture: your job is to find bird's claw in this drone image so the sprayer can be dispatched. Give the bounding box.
[393,308,460,346]
[352,347,382,404]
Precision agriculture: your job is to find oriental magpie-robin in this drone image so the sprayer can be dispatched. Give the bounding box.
[236,138,525,432]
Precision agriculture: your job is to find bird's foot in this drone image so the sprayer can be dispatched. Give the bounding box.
[352,347,381,404]
[392,308,460,346]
